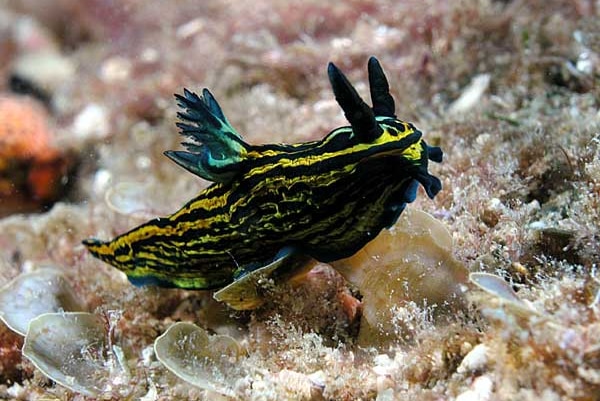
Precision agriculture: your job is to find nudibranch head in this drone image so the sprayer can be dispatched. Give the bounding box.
[325,57,442,201]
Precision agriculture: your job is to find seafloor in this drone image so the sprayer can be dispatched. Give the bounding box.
[0,0,599,400]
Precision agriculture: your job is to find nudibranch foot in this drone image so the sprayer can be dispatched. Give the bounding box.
[214,248,314,310]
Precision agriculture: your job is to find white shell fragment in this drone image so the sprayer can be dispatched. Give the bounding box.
[455,375,494,401]
[469,273,522,304]
[448,73,491,114]
[12,50,75,93]
[0,268,83,336]
[72,104,110,140]
[154,322,245,396]
[469,272,539,316]
[22,312,130,397]
[457,343,490,374]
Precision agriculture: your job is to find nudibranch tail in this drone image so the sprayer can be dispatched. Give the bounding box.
[165,88,249,183]
[82,238,119,267]
[82,234,229,289]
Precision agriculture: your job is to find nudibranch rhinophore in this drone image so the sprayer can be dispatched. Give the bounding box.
[83,57,443,301]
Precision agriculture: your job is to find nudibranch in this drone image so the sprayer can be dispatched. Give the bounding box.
[83,57,443,295]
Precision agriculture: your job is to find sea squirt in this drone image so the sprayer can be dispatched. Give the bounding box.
[331,209,468,346]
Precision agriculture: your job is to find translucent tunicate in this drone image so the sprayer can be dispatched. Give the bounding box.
[22,312,130,397]
[331,209,469,346]
[154,322,245,396]
[0,268,83,335]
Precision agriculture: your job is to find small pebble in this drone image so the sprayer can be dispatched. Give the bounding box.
[72,104,110,140]
[457,344,489,374]
[455,375,493,401]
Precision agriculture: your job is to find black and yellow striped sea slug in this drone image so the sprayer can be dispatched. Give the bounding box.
[83,57,443,298]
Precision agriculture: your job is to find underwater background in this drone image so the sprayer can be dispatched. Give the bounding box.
[0,0,599,399]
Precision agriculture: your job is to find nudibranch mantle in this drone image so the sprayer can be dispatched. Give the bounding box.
[83,57,443,292]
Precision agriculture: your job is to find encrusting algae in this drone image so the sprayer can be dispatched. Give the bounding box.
[0,94,70,215]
